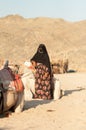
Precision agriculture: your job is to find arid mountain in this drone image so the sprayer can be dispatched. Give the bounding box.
[0,15,86,72]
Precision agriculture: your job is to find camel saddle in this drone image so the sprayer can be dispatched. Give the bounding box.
[0,68,24,92]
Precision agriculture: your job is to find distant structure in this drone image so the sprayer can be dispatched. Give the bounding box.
[51,59,68,74]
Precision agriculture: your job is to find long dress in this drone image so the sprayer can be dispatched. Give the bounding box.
[33,63,54,100]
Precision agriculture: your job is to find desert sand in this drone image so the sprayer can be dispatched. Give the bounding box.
[0,73,86,130]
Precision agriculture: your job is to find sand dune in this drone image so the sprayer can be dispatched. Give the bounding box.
[0,15,86,71]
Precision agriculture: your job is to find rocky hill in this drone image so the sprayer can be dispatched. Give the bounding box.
[0,15,86,72]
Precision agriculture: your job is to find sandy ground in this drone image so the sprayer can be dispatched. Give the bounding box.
[0,73,86,130]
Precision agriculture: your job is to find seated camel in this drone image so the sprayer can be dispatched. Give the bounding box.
[0,85,24,114]
[0,66,24,114]
[0,60,35,114]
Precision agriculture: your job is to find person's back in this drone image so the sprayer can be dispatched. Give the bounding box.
[31,44,54,100]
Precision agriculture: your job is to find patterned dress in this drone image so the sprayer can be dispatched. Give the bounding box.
[33,63,54,100]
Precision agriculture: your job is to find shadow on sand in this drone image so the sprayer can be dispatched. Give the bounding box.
[63,87,85,96]
[0,128,10,130]
[24,87,86,110]
[24,99,53,110]
[67,69,76,73]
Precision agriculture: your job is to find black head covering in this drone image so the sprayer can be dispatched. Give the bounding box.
[31,44,51,72]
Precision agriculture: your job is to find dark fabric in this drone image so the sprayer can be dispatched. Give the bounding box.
[31,44,51,74]
[0,68,15,90]
[31,44,54,99]
[33,64,54,99]
[0,84,4,112]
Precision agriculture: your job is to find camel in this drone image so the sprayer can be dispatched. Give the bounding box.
[0,86,24,114]
[0,61,35,114]
[0,72,35,114]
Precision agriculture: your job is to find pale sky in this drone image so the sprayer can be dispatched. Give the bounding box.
[0,0,86,21]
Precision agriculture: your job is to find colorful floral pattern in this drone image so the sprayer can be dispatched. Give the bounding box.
[33,64,54,100]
